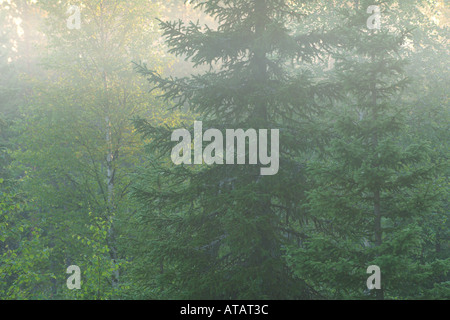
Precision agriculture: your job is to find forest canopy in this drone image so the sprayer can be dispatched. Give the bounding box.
[0,0,448,300]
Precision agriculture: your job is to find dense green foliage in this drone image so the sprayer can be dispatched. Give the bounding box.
[0,0,448,300]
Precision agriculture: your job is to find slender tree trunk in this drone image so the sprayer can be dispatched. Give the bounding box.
[252,1,280,294]
[374,189,382,247]
[99,0,119,287]
[104,75,120,290]
[371,51,384,300]
[96,2,120,291]
[254,0,268,125]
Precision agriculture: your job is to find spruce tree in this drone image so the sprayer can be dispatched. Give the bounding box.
[133,0,338,299]
[285,0,448,300]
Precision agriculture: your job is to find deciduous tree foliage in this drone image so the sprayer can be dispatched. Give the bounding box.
[5,0,168,299]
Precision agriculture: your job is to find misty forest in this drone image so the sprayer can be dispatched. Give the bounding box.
[0,0,448,300]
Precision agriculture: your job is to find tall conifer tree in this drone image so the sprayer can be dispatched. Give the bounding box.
[285,0,448,300]
[133,0,338,299]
